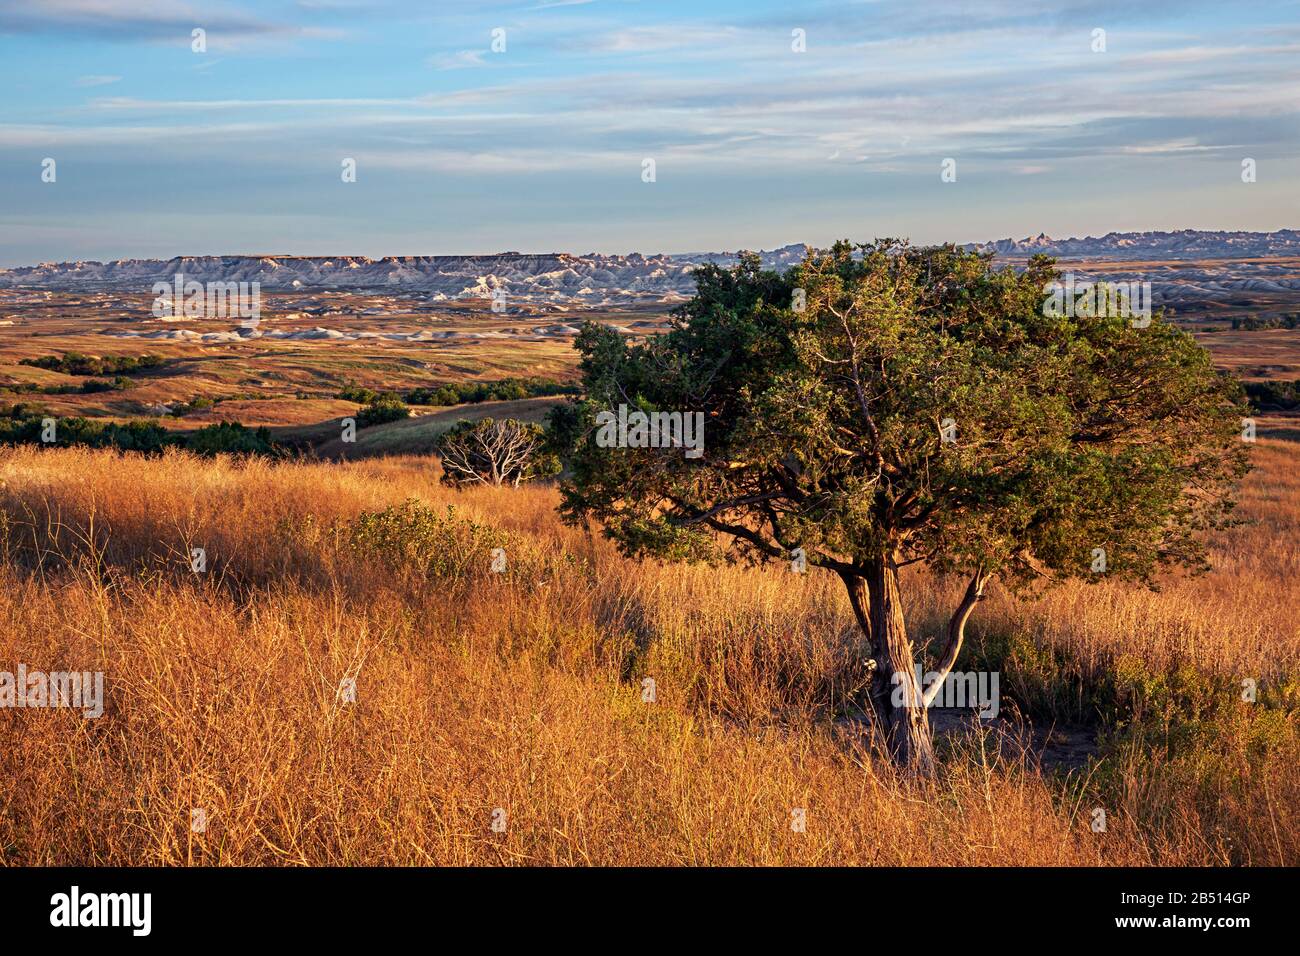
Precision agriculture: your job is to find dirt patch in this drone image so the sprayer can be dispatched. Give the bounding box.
[928,708,1100,773]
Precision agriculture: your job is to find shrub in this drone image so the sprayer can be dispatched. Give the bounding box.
[405,377,580,407]
[171,396,217,417]
[1244,379,1300,411]
[435,417,560,487]
[79,376,135,394]
[185,421,279,457]
[337,382,381,404]
[1231,315,1300,331]
[0,413,279,457]
[349,500,506,579]
[0,416,175,452]
[18,352,165,377]
[357,396,410,428]
[0,402,49,420]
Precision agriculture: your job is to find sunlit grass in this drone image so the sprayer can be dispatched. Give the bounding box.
[0,434,1293,866]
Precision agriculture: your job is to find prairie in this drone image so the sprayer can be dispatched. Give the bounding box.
[0,289,650,428]
[0,418,1294,865]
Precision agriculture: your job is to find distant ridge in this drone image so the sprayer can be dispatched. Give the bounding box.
[963,229,1300,260]
[2,233,1297,302]
[0,246,809,304]
[0,252,701,305]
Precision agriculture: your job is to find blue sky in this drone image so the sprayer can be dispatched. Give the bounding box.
[1,0,1297,265]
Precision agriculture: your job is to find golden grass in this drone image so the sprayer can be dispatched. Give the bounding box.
[0,431,1295,866]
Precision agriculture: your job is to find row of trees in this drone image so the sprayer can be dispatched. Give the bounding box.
[0,413,278,456]
[19,352,166,376]
[338,376,578,408]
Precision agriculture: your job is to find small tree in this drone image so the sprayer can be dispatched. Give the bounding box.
[357,394,409,428]
[556,240,1249,774]
[186,421,279,457]
[436,417,558,488]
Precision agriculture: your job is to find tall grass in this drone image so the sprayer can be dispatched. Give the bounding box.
[0,437,1294,866]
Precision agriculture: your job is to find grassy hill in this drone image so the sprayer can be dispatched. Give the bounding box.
[306,396,564,459]
[0,426,1294,864]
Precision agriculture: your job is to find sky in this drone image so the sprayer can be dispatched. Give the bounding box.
[0,0,1298,265]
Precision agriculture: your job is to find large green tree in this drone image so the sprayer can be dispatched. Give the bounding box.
[556,241,1249,773]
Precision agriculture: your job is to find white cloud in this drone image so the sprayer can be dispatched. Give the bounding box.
[428,50,487,71]
[75,74,122,87]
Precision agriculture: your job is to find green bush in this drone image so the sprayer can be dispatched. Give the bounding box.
[339,378,579,411]
[0,412,279,457]
[0,415,174,452]
[0,402,51,420]
[349,500,506,579]
[1244,379,1300,411]
[405,377,579,407]
[79,376,135,394]
[170,396,216,417]
[1231,315,1300,331]
[357,396,409,428]
[185,421,279,456]
[19,352,165,377]
[337,382,382,404]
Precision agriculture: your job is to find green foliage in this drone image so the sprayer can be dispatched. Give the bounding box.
[556,240,1250,588]
[337,382,387,404]
[78,376,136,394]
[357,396,410,428]
[1244,379,1300,411]
[1,375,136,397]
[0,415,174,452]
[1231,314,1299,331]
[0,402,51,420]
[338,378,578,415]
[405,377,579,407]
[349,500,506,579]
[170,396,216,417]
[0,411,280,457]
[185,421,279,456]
[19,352,165,376]
[0,382,78,396]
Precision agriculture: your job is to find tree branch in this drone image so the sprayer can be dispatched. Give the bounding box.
[922,569,991,708]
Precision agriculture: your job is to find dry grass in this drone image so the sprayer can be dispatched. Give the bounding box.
[0,430,1295,866]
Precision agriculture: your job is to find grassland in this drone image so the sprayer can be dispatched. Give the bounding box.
[0,420,1294,866]
[0,286,1295,866]
[0,289,656,431]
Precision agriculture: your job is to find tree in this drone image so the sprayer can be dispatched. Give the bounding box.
[186,421,279,457]
[555,240,1250,774]
[357,394,409,428]
[436,417,559,488]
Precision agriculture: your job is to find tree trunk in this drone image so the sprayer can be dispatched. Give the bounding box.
[863,554,935,776]
[924,570,989,708]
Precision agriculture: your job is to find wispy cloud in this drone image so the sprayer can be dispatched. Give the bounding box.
[74,74,122,87]
[0,0,344,48]
[2,0,1297,263]
[428,50,488,70]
